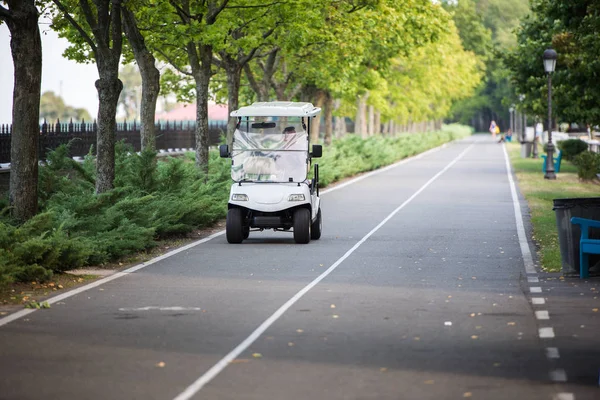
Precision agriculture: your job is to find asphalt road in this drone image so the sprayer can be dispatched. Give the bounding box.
[0,136,582,399]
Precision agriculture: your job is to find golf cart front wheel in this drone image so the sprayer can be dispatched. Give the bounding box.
[293,208,311,244]
[310,208,322,240]
[226,208,244,243]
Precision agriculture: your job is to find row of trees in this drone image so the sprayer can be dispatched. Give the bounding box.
[1,0,481,222]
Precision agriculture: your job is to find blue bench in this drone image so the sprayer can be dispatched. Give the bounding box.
[542,150,562,173]
[570,217,600,278]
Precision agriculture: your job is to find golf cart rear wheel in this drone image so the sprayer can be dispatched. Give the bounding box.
[293,208,311,244]
[310,208,322,240]
[226,208,244,243]
[243,226,250,239]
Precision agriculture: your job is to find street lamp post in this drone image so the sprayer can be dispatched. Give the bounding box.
[543,48,557,179]
[519,94,526,143]
[509,106,514,138]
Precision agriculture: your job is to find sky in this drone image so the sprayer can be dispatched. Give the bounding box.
[0,23,99,124]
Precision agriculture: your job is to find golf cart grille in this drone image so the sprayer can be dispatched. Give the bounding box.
[252,216,282,228]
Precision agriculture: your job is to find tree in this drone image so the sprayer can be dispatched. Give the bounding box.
[40,90,92,121]
[0,0,42,221]
[506,0,600,126]
[122,3,160,151]
[51,0,124,193]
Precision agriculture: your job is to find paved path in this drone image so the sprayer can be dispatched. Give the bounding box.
[0,135,597,399]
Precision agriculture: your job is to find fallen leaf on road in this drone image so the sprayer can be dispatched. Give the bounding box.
[330,304,336,309]
[593,308,598,312]
[470,313,476,317]
[493,363,501,367]
[471,335,479,339]
[463,392,472,398]
[230,359,249,364]
[156,362,166,368]
[475,326,482,330]
[332,315,339,319]
[414,336,420,341]
[472,277,477,280]
[424,380,435,385]
[288,342,295,347]
[380,367,387,372]
[296,329,304,333]
[507,322,516,326]
[252,353,262,358]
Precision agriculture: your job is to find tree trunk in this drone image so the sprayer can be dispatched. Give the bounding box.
[122,8,160,152]
[367,105,375,136]
[374,110,381,135]
[324,92,333,145]
[5,1,42,221]
[94,70,122,193]
[225,63,241,147]
[193,45,212,175]
[310,90,326,144]
[356,93,369,139]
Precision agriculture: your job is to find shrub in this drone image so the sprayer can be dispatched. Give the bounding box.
[573,151,600,181]
[557,139,588,161]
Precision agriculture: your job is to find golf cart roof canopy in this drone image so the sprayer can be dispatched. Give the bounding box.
[230,101,321,118]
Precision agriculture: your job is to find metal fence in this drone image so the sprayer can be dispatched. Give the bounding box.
[0,119,227,163]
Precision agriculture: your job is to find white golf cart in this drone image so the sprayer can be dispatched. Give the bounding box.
[219,101,323,244]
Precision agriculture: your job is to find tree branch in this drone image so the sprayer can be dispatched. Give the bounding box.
[0,5,12,21]
[52,0,97,53]
[243,63,261,95]
[157,48,192,76]
[110,0,123,54]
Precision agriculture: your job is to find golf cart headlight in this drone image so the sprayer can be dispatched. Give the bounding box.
[288,194,305,201]
[232,194,249,201]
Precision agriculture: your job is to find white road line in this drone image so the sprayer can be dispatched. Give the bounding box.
[502,144,536,274]
[320,143,448,195]
[172,143,476,400]
[0,141,460,329]
[527,276,539,283]
[118,307,202,311]
[550,369,568,382]
[546,347,560,359]
[0,231,224,328]
[532,297,545,305]
[530,286,542,293]
[539,327,555,339]
[535,310,550,320]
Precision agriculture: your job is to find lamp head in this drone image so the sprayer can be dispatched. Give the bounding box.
[543,48,557,73]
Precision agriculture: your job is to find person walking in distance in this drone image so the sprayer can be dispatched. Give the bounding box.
[489,120,498,140]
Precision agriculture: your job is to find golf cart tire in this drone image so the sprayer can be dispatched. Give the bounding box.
[293,208,311,244]
[243,226,250,239]
[310,208,322,240]
[226,208,244,243]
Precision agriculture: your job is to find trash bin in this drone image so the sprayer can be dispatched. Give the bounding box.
[521,142,532,158]
[553,197,600,275]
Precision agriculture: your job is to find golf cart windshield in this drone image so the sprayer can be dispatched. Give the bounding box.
[231,119,308,183]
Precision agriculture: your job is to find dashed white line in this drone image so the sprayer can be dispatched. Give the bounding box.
[550,369,567,382]
[539,327,555,339]
[546,347,560,359]
[532,297,546,305]
[527,276,539,283]
[530,287,542,293]
[535,310,550,320]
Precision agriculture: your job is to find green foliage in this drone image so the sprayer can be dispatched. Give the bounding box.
[557,139,588,161]
[573,151,600,181]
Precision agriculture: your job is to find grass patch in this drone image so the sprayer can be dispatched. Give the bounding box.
[507,142,600,272]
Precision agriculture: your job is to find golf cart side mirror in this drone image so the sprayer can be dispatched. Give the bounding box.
[219,144,229,158]
[311,144,322,158]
